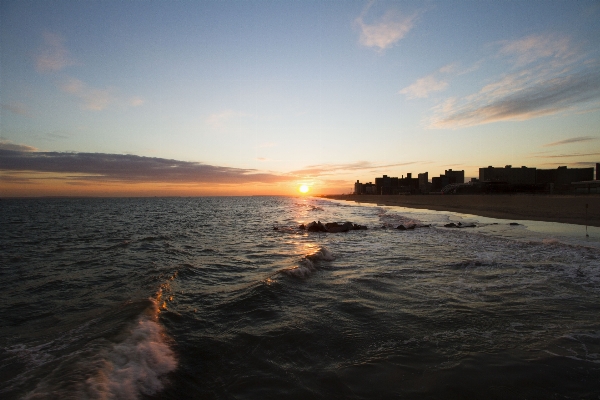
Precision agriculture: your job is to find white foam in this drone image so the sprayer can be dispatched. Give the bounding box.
[282,247,335,278]
[306,247,335,262]
[84,299,177,399]
[283,258,316,278]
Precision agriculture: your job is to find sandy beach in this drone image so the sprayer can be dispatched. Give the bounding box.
[324,194,600,227]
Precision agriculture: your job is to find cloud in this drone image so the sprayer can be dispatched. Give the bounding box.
[0,149,289,185]
[400,75,448,99]
[205,110,251,129]
[430,68,600,128]
[498,34,573,67]
[36,32,77,73]
[1,102,29,116]
[425,33,600,129]
[0,141,37,152]
[290,161,422,176]
[543,136,597,147]
[542,161,598,167]
[534,152,600,158]
[58,77,114,111]
[355,3,417,51]
[400,64,462,100]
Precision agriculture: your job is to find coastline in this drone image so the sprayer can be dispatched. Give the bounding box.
[323,194,600,227]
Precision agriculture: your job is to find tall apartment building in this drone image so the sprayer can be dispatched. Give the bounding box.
[479,165,536,184]
[444,169,464,184]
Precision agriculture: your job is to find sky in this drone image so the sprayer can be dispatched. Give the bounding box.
[1,0,599,196]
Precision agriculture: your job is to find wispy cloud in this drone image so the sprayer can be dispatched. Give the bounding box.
[58,77,114,111]
[355,3,418,51]
[205,110,251,129]
[1,102,29,116]
[400,64,463,99]
[0,141,37,152]
[36,32,77,73]
[430,68,600,128]
[543,136,597,147]
[290,161,422,176]
[497,34,573,67]
[0,149,289,185]
[429,34,600,129]
[542,161,598,167]
[534,152,600,158]
[400,75,448,99]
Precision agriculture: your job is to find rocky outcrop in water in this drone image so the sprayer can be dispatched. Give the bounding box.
[444,222,476,228]
[299,221,368,233]
[396,224,431,230]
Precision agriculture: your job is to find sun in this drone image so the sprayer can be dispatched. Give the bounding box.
[299,184,310,194]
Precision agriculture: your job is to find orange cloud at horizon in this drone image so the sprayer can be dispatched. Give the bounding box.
[0,172,350,197]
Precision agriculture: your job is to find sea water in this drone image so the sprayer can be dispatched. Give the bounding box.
[1,196,599,399]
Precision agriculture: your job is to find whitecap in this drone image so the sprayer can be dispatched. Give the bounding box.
[281,247,335,278]
[83,299,177,399]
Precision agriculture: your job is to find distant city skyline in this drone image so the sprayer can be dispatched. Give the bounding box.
[1,1,599,196]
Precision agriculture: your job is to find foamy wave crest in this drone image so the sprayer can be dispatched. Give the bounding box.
[85,299,176,400]
[377,209,422,228]
[306,247,335,262]
[282,247,335,278]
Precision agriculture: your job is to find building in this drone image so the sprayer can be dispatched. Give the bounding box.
[479,165,536,185]
[430,169,463,192]
[354,180,376,194]
[536,166,594,190]
[418,172,430,193]
[444,169,464,184]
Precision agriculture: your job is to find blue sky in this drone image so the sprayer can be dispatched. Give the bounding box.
[1,0,599,195]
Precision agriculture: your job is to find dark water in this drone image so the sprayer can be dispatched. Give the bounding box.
[1,197,599,399]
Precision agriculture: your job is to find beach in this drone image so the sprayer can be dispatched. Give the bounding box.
[324,194,600,227]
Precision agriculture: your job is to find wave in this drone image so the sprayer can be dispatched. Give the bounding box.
[281,247,335,278]
[82,298,177,400]
[18,277,178,400]
[376,208,422,229]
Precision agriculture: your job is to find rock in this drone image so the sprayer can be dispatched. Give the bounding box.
[325,222,349,233]
[306,221,325,232]
[407,224,416,230]
[509,222,520,226]
[444,223,457,228]
[305,221,328,232]
[396,225,407,230]
[302,221,368,233]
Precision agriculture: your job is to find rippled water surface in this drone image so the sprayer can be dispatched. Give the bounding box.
[1,197,599,399]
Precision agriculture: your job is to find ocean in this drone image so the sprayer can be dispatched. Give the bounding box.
[1,196,599,399]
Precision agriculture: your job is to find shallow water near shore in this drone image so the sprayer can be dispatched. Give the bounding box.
[343,200,600,249]
[1,196,599,399]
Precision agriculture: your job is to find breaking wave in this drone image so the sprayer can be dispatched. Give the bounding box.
[281,247,335,278]
[377,208,422,228]
[83,299,177,400]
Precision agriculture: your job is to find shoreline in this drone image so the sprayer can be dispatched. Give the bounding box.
[323,194,600,227]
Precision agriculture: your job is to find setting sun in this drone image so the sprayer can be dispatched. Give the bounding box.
[299,185,309,193]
